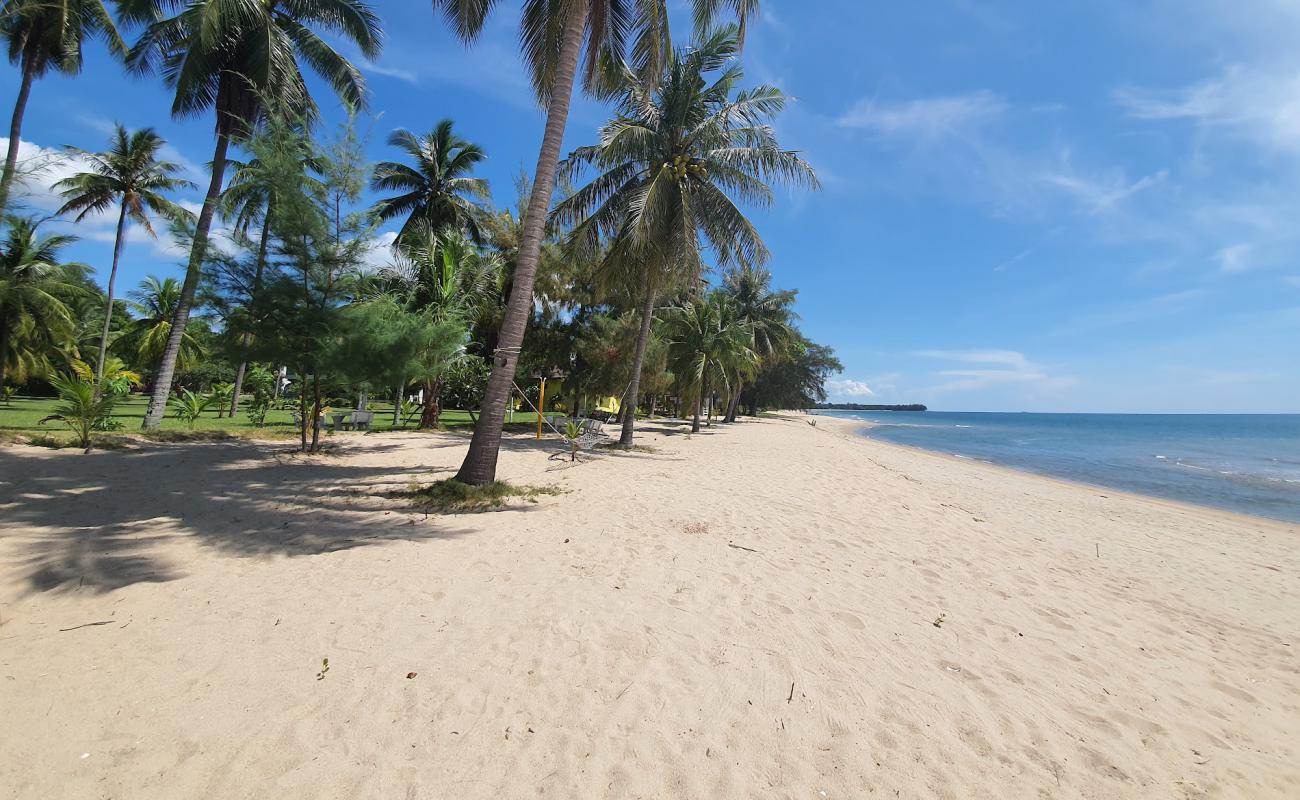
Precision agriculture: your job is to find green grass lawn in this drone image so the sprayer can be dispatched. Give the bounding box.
[0,394,547,438]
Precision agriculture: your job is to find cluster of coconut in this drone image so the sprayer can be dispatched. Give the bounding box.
[664,153,706,181]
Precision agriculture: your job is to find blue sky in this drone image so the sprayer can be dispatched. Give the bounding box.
[3,0,1298,412]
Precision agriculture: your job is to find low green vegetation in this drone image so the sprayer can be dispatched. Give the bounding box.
[0,394,539,438]
[397,479,562,513]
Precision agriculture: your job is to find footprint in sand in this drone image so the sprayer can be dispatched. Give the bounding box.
[832,611,865,630]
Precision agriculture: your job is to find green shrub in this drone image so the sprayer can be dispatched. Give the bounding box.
[168,389,212,429]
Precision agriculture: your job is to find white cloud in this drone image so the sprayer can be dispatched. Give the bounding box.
[1215,243,1252,273]
[837,90,1006,140]
[1115,65,1300,155]
[825,378,876,399]
[363,61,419,84]
[359,230,399,273]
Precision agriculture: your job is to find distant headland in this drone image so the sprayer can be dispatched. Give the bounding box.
[814,403,928,412]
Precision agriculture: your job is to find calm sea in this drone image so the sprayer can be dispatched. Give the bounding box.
[814,410,1300,523]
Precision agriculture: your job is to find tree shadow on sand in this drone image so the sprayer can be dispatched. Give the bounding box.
[0,439,476,596]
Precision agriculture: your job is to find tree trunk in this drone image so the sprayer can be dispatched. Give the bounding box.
[392,382,403,427]
[309,373,323,453]
[93,202,130,384]
[618,279,657,445]
[454,2,590,485]
[142,130,232,429]
[0,58,35,217]
[298,369,308,453]
[419,378,439,428]
[724,381,742,423]
[0,316,10,388]
[691,395,702,433]
[228,208,273,416]
[229,347,248,416]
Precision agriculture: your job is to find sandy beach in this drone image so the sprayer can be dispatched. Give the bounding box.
[1,414,1296,799]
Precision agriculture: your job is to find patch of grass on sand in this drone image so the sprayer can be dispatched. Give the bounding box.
[398,479,562,513]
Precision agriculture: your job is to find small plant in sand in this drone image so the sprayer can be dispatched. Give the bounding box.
[563,420,582,461]
[168,389,212,429]
[932,613,947,628]
[39,373,121,453]
[316,657,329,680]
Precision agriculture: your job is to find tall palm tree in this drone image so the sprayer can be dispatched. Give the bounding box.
[553,27,817,445]
[719,262,795,421]
[0,0,124,215]
[370,122,490,247]
[432,0,757,485]
[662,291,754,433]
[124,0,382,430]
[116,275,202,376]
[53,124,194,384]
[0,216,80,385]
[220,135,324,414]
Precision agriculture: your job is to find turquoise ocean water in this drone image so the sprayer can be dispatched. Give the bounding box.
[814,410,1300,523]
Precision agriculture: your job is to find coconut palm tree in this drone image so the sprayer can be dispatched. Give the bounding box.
[0,216,80,386]
[53,124,194,384]
[0,0,125,215]
[380,226,502,427]
[124,0,383,430]
[116,275,202,376]
[552,26,817,445]
[432,0,757,485]
[370,122,490,248]
[662,291,755,433]
[719,262,796,421]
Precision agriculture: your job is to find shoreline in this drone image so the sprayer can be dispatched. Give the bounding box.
[809,411,1299,530]
[2,415,1298,797]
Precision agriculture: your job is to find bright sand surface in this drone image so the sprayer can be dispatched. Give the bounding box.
[1,414,1297,799]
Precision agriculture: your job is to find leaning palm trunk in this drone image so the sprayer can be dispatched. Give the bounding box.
[0,59,36,216]
[228,209,273,416]
[94,202,130,383]
[723,380,742,423]
[454,3,589,485]
[142,131,232,429]
[618,278,657,446]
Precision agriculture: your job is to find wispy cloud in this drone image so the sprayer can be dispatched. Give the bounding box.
[837,90,1006,140]
[1115,65,1300,156]
[1215,243,1252,273]
[913,349,1075,394]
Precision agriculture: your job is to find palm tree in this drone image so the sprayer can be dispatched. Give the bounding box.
[116,275,202,376]
[380,226,502,427]
[370,122,490,247]
[719,262,796,421]
[0,0,124,215]
[552,27,817,445]
[53,124,194,384]
[0,216,80,386]
[220,134,324,414]
[662,291,755,433]
[431,0,757,484]
[124,0,383,430]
